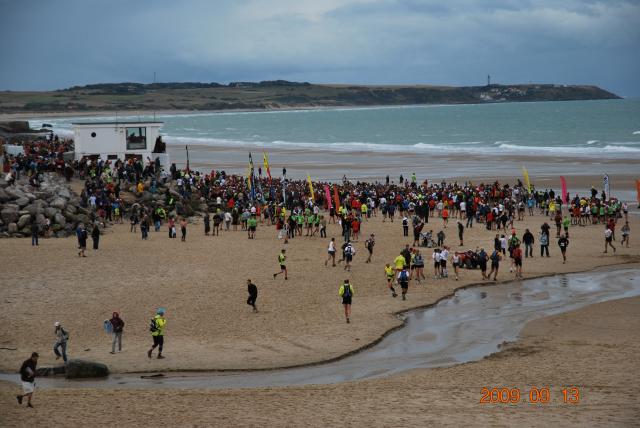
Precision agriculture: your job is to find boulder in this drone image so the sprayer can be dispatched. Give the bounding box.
[1,206,19,223]
[65,204,77,214]
[24,192,36,202]
[63,211,77,222]
[55,230,68,238]
[24,203,38,216]
[76,214,90,225]
[0,188,11,203]
[44,207,59,219]
[15,196,30,208]
[35,364,66,377]
[4,187,26,200]
[50,197,66,210]
[64,359,109,379]
[8,222,18,233]
[17,214,31,229]
[57,188,71,200]
[54,213,66,226]
[36,213,46,225]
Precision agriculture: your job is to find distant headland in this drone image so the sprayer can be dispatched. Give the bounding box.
[0,80,620,114]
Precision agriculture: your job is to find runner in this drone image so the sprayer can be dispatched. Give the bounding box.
[246,279,258,312]
[604,226,616,253]
[273,249,288,280]
[558,234,569,263]
[365,233,375,263]
[440,246,449,278]
[452,252,461,281]
[16,352,38,408]
[457,220,464,246]
[325,237,337,267]
[413,250,426,283]
[394,252,406,282]
[384,263,398,297]
[620,221,630,248]
[247,214,257,239]
[53,321,69,362]
[432,248,441,279]
[397,266,410,300]
[344,241,355,271]
[338,279,354,323]
[147,308,167,359]
[180,218,187,242]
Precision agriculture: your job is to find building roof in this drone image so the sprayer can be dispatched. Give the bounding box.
[71,121,164,126]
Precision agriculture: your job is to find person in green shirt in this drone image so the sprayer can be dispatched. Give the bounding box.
[273,249,288,280]
[562,215,570,238]
[247,214,257,239]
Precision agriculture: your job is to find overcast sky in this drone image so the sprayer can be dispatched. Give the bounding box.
[1,0,639,96]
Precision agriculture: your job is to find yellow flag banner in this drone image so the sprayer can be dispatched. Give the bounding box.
[522,166,532,193]
[307,174,315,201]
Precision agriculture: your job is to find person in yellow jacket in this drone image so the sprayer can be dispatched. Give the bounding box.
[147,308,167,359]
[338,279,354,323]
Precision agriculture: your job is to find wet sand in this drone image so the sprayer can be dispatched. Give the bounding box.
[1,294,638,427]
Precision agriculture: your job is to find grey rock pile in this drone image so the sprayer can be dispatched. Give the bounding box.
[0,173,90,238]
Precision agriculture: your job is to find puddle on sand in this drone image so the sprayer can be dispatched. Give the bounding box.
[1,268,638,390]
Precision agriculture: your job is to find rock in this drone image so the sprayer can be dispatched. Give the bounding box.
[4,187,26,200]
[15,196,30,208]
[64,359,109,379]
[54,212,66,226]
[0,188,11,203]
[51,224,62,232]
[35,365,66,377]
[57,187,72,199]
[44,207,59,219]
[50,197,67,210]
[17,214,31,228]
[36,213,46,225]
[8,222,18,233]
[24,203,38,216]
[65,204,77,214]
[63,211,77,222]
[55,230,67,238]
[1,206,19,224]
[76,214,90,225]
[24,192,36,202]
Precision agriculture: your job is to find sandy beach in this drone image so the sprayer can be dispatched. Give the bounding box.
[1,292,638,427]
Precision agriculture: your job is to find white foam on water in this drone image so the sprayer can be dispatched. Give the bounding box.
[586,140,599,145]
[633,131,640,135]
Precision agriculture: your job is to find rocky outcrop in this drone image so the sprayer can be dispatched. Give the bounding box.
[34,359,110,379]
[64,359,109,379]
[0,174,82,238]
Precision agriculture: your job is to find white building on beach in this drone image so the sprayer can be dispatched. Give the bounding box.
[72,121,170,169]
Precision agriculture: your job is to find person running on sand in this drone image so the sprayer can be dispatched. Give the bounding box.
[621,222,630,248]
[398,267,410,300]
[384,264,398,297]
[343,241,355,271]
[365,234,375,263]
[604,227,616,253]
[442,206,449,228]
[16,352,38,408]
[413,250,426,283]
[109,312,124,354]
[325,237,337,267]
[148,308,167,359]
[339,279,354,323]
[53,321,69,362]
[273,249,288,280]
[247,279,258,312]
[558,234,569,263]
[488,249,502,281]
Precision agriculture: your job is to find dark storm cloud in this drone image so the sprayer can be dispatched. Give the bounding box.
[0,0,638,96]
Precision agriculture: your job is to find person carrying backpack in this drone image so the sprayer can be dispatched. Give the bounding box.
[398,267,410,300]
[478,248,488,280]
[339,279,354,323]
[344,242,355,271]
[147,308,167,359]
[489,250,501,281]
[53,322,69,362]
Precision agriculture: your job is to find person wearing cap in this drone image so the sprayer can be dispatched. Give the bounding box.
[16,352,39,408]
[53,322,69,362]
[109,312,125,354]
[147,309,167,359]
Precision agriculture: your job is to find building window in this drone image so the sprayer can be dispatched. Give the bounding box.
[126,127,147,150]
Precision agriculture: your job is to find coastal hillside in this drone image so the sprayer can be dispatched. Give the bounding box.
[0,81,620,113]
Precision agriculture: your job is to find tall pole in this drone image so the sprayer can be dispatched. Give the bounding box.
[186,145,190,172]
